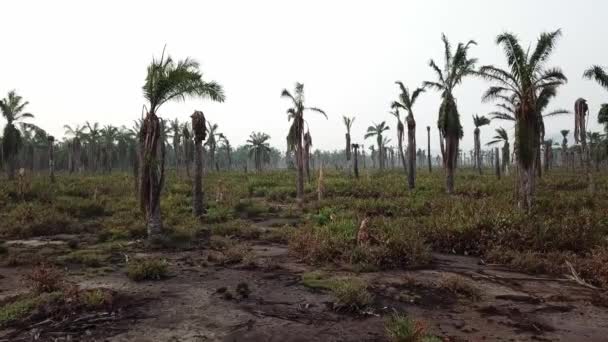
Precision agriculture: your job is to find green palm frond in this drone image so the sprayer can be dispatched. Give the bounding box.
[583,66,608,90]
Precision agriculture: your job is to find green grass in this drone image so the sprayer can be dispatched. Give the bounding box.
[385,313,441,342]
[301,271,373,309]
[127,259,169,281]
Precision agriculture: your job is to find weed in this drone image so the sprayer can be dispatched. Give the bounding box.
[438,274,481,301]
[385,313,441,342]
[23,264,65,294]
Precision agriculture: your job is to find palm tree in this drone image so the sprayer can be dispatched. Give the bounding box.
[100,125,118,173]
[392,81,425,189]
[487,127,510,174]
[169,118,182,174]
[218,133,232,170]
[389,109,407,174]
[472,115,491,174]
[47,135,55,182]
[205,122,219,172]
[351,143,360,178]
[246,132,272,172]
[343,116,355,174]
[141,50,224,236]
[0,90,34,180]
[84,121,101,172]
[424,34,478,193]
[64,124,86,173]
[426,126,432,172]
[181,122,193,177]
[191,111,207,217]
[584,66,608,133]
[560,129,569,167]
[364,121,389,170]
[281,83,326,205]
[479,29,567,210]
[303,130,313,182]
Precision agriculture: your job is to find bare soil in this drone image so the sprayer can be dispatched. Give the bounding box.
[2,218,608,342]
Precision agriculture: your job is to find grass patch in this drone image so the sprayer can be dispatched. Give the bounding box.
[385,313,441,342]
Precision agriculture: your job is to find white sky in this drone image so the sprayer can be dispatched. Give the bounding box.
[1,0,607,153]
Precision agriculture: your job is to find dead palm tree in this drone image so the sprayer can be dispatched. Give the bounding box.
[472,115,491,174]
[479,29,567,210]
[424,34,478,193]
[281,83,326,205]
[0,90,34,180]
[343,116,355,174]
[364,121,389,170]
[141,49,224,235]
[487,127,510,174]
[560,129,569,167]
[392,81,425,189]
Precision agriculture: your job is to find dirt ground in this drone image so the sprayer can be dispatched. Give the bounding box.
[2,217,608,342]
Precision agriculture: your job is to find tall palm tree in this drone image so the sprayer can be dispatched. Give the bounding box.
[181,122,193,177]
[389,109,407,174]
[281,83,326,205]
[84,121,101,172]
[0,90,34,180]
[392,81,425,189]
[64,124,86,173]
[47,135,55,182]
[343,116,355,174]
[246,132,272,172]
[351,143,360,178]
[191,111,207,217]
[424,34,478,193]
[487,127,510,174]
[141,50,224,236]
[364,121,389,170]
[472,115,491,174]
[479,29,567,210]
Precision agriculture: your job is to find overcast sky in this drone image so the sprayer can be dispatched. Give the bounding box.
[1,0,607,154]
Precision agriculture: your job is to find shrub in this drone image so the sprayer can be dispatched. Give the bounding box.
[385,314,441,342]
[0,296,42,327]
[23,264,65,294]
[127,259,168,281]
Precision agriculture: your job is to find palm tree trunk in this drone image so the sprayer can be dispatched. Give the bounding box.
[439,130,446,168]
[296,138,305,205]
[474,128,481,175]
[398,136,407,175]
[7,155,16,180]
[304,144,310,183]
[48,138,55,183]
[427,127,432,173]
[139,112,165,239]
[353,146,359,178]
[494,147,500,179]
[407,117,416,190]
[193,138,204,217]
[445,134,458,194]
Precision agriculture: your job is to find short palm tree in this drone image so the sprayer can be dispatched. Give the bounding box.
[472,115,491,174]
[424,34,478,193]
[0,90,34,180]
[487,127,510,174]
[479,29,567,210]
[364,121,389,170]
[281,83,326,205]
[246,132,272,172]
[141,50,225,235]
[343,116,355,174]
[392,81,425,189]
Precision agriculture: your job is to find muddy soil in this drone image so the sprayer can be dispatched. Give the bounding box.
[2,218,608,342]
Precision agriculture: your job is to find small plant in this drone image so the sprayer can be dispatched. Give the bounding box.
[331,278,373,310]
[81,288,113,308]
[0,296,41,327]
[23,264,65,294]
[385,313,441,342]
[438,274,481,301]
[127,259,168,281]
